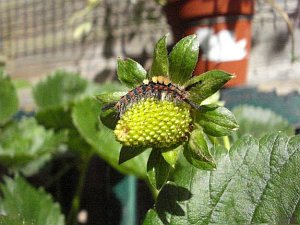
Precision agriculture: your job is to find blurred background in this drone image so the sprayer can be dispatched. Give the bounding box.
[0,0,300,225]
[0,0,299,107]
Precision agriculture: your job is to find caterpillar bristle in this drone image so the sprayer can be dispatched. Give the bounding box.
[152,76,158,83]
[102,102,117,112]
[113,80,199,116]
[183,99,202,110]
[143,79,149,85]
[157,76,164,84]
[163,77,170,85]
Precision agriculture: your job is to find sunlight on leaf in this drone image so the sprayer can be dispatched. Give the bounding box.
[0,69,18,125]
[72,97,149,178]
[149,35,169,78]
[117,58,146,88]
[0,215,35,225]
[32,70,88,109]
[169,35,199,85]
[184,70,233,105]
[0,118,67,176]
[147,149,171,190]
[195,105,238,137]
[144,132,300,224]
[0,176,65,225]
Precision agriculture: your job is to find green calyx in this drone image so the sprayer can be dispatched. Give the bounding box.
[114,98,192,148]
[96,33,237,179]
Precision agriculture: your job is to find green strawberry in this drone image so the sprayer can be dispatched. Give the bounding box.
[114,98,192,148]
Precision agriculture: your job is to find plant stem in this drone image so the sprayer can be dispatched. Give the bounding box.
[67,153,92,225]
[266,0,296,62]
[223,136,231,150]
[145,178,159,200]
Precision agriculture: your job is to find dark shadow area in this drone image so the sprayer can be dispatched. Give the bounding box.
[102,3,116,59]
[266,29,290,64]
[28,154,123,225]
[94,68,118,83]
[137,179,155,225]
[80,156,122,225]
[270,30,290,54]
[156,183,192,224]
[119,146,147,164]
[295,123,300,135]
[26,152,79,216]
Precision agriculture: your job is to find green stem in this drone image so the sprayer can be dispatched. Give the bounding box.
[145,178,159,200]
[223,136,231,150]
[67,153,92,225]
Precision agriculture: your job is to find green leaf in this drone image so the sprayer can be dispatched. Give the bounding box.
[184,70,233,104]
[147,149,171,190]
[35,105,75,130]
[71,97,149,178]
[200,91,223,106]
[117,58,146,88]
[0,69,18,125]
[184,129,216,170]
[0,215,36,225]
[95,89,129,130]
[96,92,125,130]
[195,105,238,137]
[0,118,67,176]
[66,129,91,154]
[143,209,164,225]
[0,176,65,225]
[294,202,300,224]
[148,181,192,224]
[88,82,127,96]
[32,70,88,109]
[232,105,295,140]
[12,79,32,89]
[119,146,148,164]
[169,35,199,85]
[144,132,300,225]
[149,35,169,78]
[161,146,182,168]
[100,106,119,130]
[95,92,126,105]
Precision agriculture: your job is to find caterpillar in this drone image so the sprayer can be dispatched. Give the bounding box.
[102,76,201,117]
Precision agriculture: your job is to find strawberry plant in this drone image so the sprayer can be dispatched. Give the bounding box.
[97,34,300,225]
[0,34,299,225]
[97,35,238,190]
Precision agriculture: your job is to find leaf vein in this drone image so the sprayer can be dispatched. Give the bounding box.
[203,139,254,225]
[249,134,294,224]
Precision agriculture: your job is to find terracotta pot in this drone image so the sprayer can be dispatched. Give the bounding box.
[163,0,255,87]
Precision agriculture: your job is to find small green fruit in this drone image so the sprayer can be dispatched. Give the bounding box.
[114,98,192,148]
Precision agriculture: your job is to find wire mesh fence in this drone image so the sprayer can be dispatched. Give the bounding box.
[0,0,299,81]
[1,0,298,58]
[0,0,167,58]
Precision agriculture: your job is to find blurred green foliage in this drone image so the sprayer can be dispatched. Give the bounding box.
[0,69,18,125]
[0,69,148,224]
[232,104,295,140]
[0,68,299,225]
[0,175,65,225]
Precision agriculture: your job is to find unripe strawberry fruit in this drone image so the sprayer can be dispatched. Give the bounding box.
[114,98,192,148]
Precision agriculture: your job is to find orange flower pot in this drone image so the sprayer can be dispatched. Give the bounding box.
[163,0,255,87]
